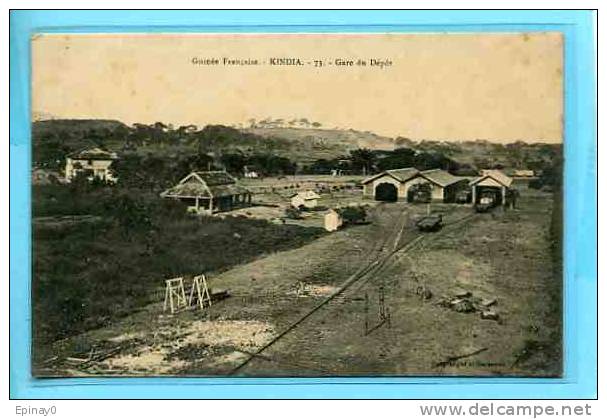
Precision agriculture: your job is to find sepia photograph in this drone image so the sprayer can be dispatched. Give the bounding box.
[30,33,564,377]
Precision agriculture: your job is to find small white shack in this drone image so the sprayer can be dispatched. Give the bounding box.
[290,190,321,209]
[324,209,344,232]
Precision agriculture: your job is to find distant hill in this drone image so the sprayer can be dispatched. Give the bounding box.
[244,127,396,161]
[32,120,396,167]
[33,119,130,151]
[33,119,128,138]
[31,119,560,172]
[409,139,561,170]
[245,127,560,169]
[32,111,59,122]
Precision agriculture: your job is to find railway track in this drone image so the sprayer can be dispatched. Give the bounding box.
[348,211,478,294]
[228,206,478,375]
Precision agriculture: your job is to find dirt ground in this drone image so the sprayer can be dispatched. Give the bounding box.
[34,186,561,377]
[228,177,372,228]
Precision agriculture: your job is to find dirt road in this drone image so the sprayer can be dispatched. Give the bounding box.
[231,193,560,377]
[35,190,561,377]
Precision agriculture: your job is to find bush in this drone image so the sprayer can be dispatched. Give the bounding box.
[528,178,544,190]
[102,192,153,237]
[338,206,367,224]
[285,206,303,219]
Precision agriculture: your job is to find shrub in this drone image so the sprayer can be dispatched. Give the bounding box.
[338,206,367,224]
[528,178,544,190]
[285,206,302,219]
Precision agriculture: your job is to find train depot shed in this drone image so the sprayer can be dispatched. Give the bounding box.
[362,168,469,203]
[415,169,470,203]
[469,170,513,206]
[161,171,252,214]
[361,168,419,201]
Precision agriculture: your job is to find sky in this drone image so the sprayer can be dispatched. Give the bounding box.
[32,33,563,143]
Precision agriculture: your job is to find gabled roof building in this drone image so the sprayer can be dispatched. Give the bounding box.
[65,146,118,183]
[161,171,252,214]
[361,167,469,203]
[469,170,513,206]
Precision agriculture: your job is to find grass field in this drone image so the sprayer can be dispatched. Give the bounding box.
[32,184,326,357]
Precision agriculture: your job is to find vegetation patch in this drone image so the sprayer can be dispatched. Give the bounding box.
[33,182,325,350]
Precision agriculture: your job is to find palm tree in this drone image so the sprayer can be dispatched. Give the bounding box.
[350,148,376,176]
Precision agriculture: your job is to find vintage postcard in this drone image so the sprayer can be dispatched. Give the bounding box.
[31,33,563,377]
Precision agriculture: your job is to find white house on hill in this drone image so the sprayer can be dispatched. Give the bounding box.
[65,147,118,183]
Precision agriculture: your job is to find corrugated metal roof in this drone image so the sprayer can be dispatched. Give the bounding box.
[162,171,250,198]
[207,183,251,197]
[161,181,210,198]
[420,169,466,187]
[162,182,250,199]
[387,168,420,182]
[470,170,513,187]
[192,171,236,186]
[361,167,419,184]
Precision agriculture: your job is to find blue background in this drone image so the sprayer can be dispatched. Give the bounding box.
[9,10,597,399]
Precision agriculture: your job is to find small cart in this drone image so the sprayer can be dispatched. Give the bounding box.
[416,214,443,232]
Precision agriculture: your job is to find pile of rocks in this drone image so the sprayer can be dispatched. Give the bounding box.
[436,290,500,321]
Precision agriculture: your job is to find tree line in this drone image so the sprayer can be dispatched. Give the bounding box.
[33,119,562,183]
[302,147,471,176]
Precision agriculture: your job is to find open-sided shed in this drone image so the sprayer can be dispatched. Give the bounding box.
[161,171,252,214]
